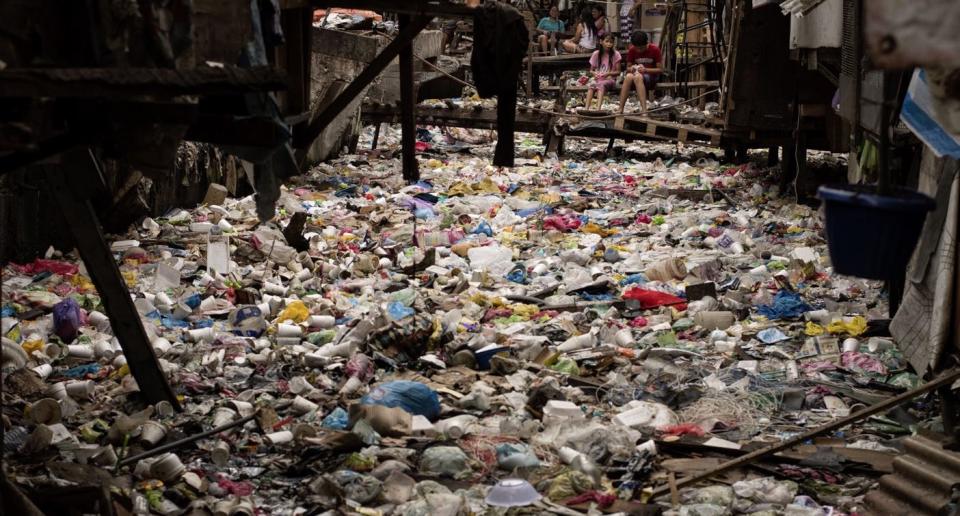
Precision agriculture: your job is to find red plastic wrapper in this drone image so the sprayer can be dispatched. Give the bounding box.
[661,423,706,437]
[628,316,648,327]
[543,215,582,232]
[216,476,254,496]
[623,287,687,310]
[10,259,79,276]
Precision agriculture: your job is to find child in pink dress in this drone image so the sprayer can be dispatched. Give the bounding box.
[585,34,621,110]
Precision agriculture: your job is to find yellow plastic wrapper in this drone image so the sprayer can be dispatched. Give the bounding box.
[827,316,867,336]
[426,158,443,169]
[804,322,825,336]
[581,222,617,237]
[511,304,540,319]
[21,339,44,354]
[546,470,595,500]
[446,182,475,197]
[275,300,309,324]
[70,274,95,292]
[474,177,501,194]
[122,270,137,288]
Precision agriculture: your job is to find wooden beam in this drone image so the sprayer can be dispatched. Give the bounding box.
[0,67,286,98]
[399,15,419,182]
[44,150,180,409]
[311,0,476,17]
[294,14,433,148]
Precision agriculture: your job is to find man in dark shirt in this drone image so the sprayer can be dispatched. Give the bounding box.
[618,31,663,113]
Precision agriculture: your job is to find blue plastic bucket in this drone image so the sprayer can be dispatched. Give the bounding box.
[817,184,935,280]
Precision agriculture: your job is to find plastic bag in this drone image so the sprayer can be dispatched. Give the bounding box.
[359,381,441,421]
[322,407,350,430]
[418,446,472,479]
[756,291,812,320]
[53,298,83,343]
[827,316,867,336]
[623,288,687,310]
[467,246,514,276]
[495,443,540,469]
[230,306,266,337]
[275,300,309,324]
[387,301,416,320]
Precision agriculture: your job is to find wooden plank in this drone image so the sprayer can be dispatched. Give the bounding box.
[44,150,179,408]
[294,14,432,148]
[311,0,476,17]
[0,67,286,98]
[399,15,420,182]
[646,123,657,136]
[678,128,689,142]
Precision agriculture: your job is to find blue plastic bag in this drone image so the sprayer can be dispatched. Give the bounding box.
[359,381,441,421]
[472,220,493,237]
[757,291,812,320]
[322,407,350,430]
[387,302,415,320]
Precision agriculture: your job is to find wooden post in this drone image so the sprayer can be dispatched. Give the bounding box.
[45,149,179,409]
[294,14,432,149]
[399,14,419,182]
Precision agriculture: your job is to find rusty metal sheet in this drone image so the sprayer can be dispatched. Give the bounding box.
[866,0,960,69]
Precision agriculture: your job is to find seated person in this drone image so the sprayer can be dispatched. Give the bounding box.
[618,31,662,113]
[536,5,566,54]
[584,34,622,110]
[562,8,599,53]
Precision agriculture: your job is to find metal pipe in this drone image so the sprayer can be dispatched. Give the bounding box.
[118,412,258,467]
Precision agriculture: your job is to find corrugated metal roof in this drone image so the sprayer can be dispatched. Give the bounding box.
[863,435,960,515]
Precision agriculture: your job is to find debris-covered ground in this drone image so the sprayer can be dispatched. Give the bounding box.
[2,127,928,516]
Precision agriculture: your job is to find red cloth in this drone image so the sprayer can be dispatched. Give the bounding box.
[623,287,687,310]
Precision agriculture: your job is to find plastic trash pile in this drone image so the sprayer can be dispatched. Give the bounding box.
[2,129,921,515]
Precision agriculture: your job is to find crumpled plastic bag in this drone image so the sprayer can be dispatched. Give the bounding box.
[495,442,540,469]
[359,381,441,420]
[756,291,811,320]
[321,407,349,430]
[545,470,594,501]
[681,485,734,507]
[841,351,888,375]
[827,316,867,336]
[732,478,797,505]
[53,298,83,343]
[274,300,309,324]
[623,287,687,310]
[673,504,731,516]
[331,470,382,504]
[419,446,472,479]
